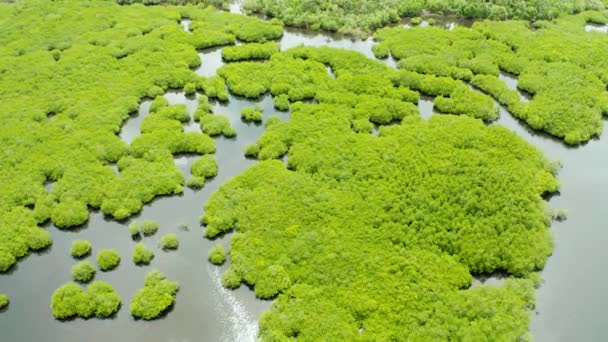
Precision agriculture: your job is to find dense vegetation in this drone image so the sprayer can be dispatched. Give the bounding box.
[243,0,608,35]
[204,103,559,338]
[71,261,96,283]
[0,294,8,310]
[141,220,159,236]
[0,0,282,273]
[207,244,226,265]
[160,234,179,250]
[222,43,280,62]
[50,281,121,319]
[130,270,179,320]
[373,11,608,144]
[133,243,155,265]
[188,155,218,189]
[97,249,121,271]
[70,240,92,258]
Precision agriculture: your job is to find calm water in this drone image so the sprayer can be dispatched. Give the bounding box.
[1,15,607,342]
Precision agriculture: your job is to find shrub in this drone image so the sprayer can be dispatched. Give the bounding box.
[222,268,241,289]
[71,240,92,258]
[133,243,155,265]
[411,17,422,25]
[71,261,96,283]
[141,220,159,236]
[0,251,16,273]
[273,94,290,111]
[160,234,179,250]
[97,249,120,271]
[0,294,9,310]
[130,270,179,320]
[129,222,140,237]
[241,107,263,122]
[244,143,260,158]
[186,176,207,189]
[50,281,120,319]
[191,155,218,178]
[184,82,197,95]
[51,200,89,229]
[208,244,226,265]
[199,114,236,137]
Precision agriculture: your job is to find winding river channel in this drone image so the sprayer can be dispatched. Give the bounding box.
[0,11,607,342]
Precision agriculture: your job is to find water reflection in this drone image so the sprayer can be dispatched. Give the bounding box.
[585,23,608,32]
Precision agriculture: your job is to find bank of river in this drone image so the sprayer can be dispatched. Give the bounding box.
[1,15,606,342]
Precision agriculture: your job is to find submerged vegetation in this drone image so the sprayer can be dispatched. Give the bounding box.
[97,249,121,271]
[50,281,121,319]
[70,240,92,258]
[130,270,179,320]
[71,261,96,283]
[243,0,607,35]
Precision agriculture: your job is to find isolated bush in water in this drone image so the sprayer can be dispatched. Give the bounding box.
[244,143,260,158]
[133,243,155,265]
[129,222,140,237]
[97,249,121,271]
[71,261,96,283]
[0,294,9,310]
[141,220,159,236]
[208,244,226,265]
[241,107,263,122]
[50,281,120,319]
[160,234,179,250]
[130,270,179,320]
[71,240,92,258]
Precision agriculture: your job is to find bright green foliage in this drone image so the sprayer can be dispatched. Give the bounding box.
[116,0,229,6]
[129,222,140,237]
[244,144,260,158]
[160,234,179,250]
[130,270,179,320]
[71,261,96,283]
[191,155,218,178]
[273,94,290,111]
[243,0,605,35]
[199,114,237,137]
[0,0,280,272]
[141,220,159,236]
[184,82,197,95]
[0,294,9,310]
[202,96,560,338]
[96,249,121,271]
[219,46,427,131]
[374,12,608,143]
[241,107,263,122]
[50,281,121,319]
[208,244,226,265]
[222,268,241,289]
[133,243,155,265]
[222,43,280,62]
[188,155,217,189]
[70,240,92,258]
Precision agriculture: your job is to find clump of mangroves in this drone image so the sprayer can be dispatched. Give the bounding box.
[0,0,604,337]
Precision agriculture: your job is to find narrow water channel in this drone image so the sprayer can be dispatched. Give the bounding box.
[1,15,606,342]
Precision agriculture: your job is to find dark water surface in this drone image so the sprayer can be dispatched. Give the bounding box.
[1,16,607,342]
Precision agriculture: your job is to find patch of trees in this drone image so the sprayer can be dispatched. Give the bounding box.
[0,294,9,311]
[71,240,92,258]
[97,249,121,271]
[0,0,279,273]
[133,243,155,265]
[160,234,179,250]
[71,261,96,283]
[50,281,121,319]
[374,11,608,143]
[130,270,179,320]
[203,97,560,338]
[243,0,606,35]
[222,43,280,62]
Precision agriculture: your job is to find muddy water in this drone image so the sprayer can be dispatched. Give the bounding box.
[2,15,607,342]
